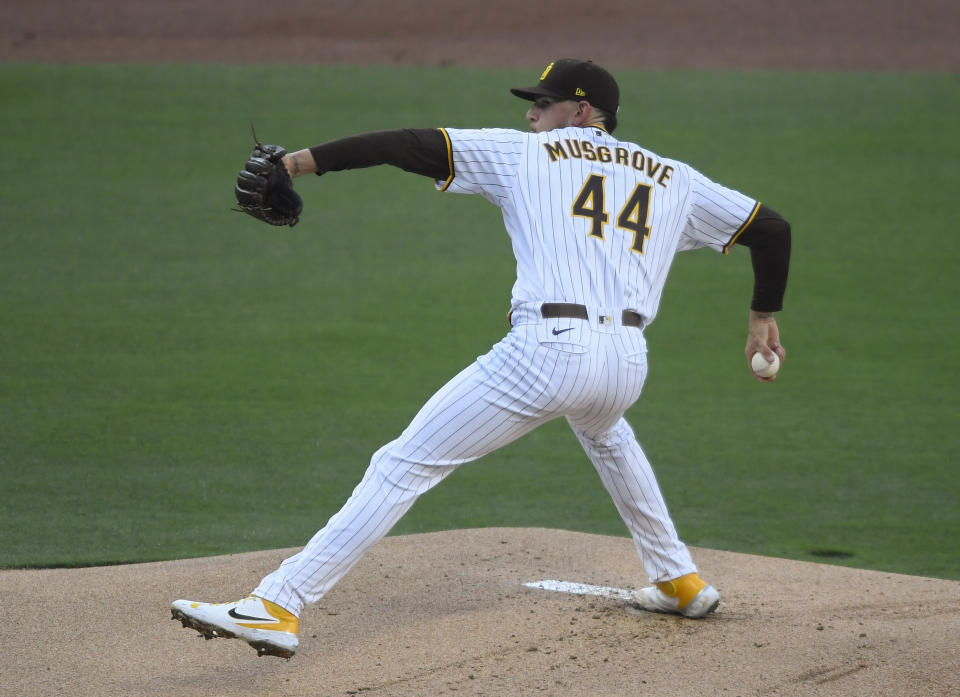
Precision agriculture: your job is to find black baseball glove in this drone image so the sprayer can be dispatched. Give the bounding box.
[235,143,303,227]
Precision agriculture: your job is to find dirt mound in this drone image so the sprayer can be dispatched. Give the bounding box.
[4,528,959,696]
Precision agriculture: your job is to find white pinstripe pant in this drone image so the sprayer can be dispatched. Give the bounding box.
[254,304,696,615]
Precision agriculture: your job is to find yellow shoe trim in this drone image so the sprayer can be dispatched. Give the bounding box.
[656,573,707,610]
[236,597,299,634]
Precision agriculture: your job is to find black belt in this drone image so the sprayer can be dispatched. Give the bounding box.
[540,303,644,328]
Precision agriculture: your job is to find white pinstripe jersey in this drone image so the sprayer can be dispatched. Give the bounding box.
[436,126,760,326]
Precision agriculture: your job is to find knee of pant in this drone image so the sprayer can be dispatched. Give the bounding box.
[371,451,457,491]
[575,419,636,450]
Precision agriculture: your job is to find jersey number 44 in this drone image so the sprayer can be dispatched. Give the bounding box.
[572,174,652,255]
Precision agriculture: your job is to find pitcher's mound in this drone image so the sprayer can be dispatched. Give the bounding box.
[4,528,958,696]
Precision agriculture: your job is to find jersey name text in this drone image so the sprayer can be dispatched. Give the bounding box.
[543,139,674,188]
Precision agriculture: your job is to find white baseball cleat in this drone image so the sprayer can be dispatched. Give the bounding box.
[171,595,299,658]
[632,573,720,618]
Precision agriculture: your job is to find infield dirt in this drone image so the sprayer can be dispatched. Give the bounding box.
[3,1,959,696]
[5,529,960,697]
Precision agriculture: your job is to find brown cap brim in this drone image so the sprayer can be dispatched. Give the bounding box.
[510,85,567,103]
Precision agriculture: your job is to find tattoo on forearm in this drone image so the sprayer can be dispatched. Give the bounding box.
[291,157,301,177]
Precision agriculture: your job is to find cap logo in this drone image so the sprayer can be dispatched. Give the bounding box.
[539,62,555,81]
[575,87,586,97]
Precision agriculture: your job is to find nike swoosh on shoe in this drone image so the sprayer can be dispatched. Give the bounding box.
[228,608,276,622]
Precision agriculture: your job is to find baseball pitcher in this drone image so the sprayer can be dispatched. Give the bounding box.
[173,59,791,658]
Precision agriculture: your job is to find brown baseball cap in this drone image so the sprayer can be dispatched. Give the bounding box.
[510,59,620,114]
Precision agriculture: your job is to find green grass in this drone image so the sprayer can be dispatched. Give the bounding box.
[1,65,958,579]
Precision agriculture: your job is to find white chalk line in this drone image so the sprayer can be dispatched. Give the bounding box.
[523,579,635,602]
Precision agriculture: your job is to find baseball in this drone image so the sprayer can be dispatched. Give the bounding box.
[751,352,780,378]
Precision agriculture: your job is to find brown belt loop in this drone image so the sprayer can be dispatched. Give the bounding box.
[540,303,644,329]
